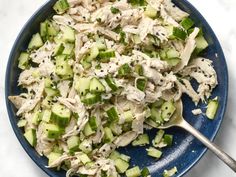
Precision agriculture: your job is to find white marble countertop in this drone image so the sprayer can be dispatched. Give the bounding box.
[0,0,236,176]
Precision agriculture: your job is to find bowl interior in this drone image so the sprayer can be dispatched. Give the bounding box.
[5,0,228,176]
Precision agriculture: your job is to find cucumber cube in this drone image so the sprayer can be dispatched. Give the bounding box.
[89,77,105,93]
[44,123,62,139]
[48,152,62,166]
[18,52,29,70]
[125,166,141,177]
[28,33,44,50]
[74,77,91,96]
[67,135,80,151]
[51,103,71,127]
[24,129,36,147]
[115,158,129,174]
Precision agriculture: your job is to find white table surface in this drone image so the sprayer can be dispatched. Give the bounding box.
[0,0,236,176]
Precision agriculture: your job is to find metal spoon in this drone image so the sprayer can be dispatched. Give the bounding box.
[158,100,236,172]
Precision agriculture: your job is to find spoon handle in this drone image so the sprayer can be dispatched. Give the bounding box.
[178,119,236,172]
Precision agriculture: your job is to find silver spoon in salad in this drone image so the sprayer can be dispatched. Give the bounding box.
[158,100,236,172]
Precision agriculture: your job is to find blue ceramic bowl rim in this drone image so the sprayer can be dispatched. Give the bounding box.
[5,0,228,176]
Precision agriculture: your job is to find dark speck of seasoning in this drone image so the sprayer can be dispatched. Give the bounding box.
[100,70,104,72]
[68,21,71,25]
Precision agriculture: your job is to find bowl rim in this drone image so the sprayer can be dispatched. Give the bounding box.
[5,0,228,176]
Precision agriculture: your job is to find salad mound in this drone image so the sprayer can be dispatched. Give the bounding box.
[9,0,218,176]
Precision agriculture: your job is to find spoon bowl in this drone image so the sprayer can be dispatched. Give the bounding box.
[158,99,236,172]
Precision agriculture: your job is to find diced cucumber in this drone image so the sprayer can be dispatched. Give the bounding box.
[53,43,64,56]
[128,0,146,6]
[166,58,181,67]
[166,48,179,59]
[98,50,115,63]
[62,43,74,56]
[206,98,219,119]
[24,129,36,147]
[28,33,44,50]
[45,88,59,97]
[32,70,40,78]
[152,130,165,146]
[81,93,102,105]
[141,167,150,177]
[195,35,209,54]
[83,122,95,137]
[86,46,99,62]
[42,109,52,123]
[48,152,62,166]
[89,116,98,131]
[103,127,114,143]
[109,150,121,161]
[106,107,119,122]
[167,26,187,40]
[145,118,159,128]
[118,63,131,77]
[152,99,165,108]
[47,21,59,38]
[40,21,48,39]
[18,52,29,70]
[161,101,176,121]
[74,77,91,96]
[51,103,71,127]
[124,110,134,123]
[132,35,141,44]
[110,122,122,135]
[80,59,92,69]
[55,55,73,79]
[79,153,91,164]
[53,0,70,14]
[119,154,131,162]
[150,107,163,124]
[67,135,80,151]
[110,6,120,14]
[32,111,40,125]
[17,119,27,128]
[163,134,173,146]
[95,37,107,50]
[122,122,132,132]
[61,26,75,43]
[135,78,147,92]
[163,166,178,177]
[105,76,118,91]
[146,147,162,159]
[144,5,157,18]
[115,158,129,174]
[44,77,53,87]
[125,166,141,177]
[89,77,106,93]
[134,64,143,76]
[79,140,92,154]
[44,123,62,139]
[180,17,194,30]
[132,134,149,146]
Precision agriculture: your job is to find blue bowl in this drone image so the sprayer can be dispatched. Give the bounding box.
[5,0,228,176]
